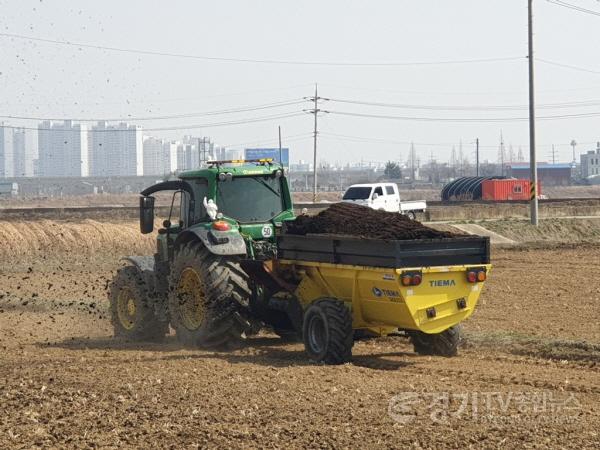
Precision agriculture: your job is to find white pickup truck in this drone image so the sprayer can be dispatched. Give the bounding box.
[341,183,427,219]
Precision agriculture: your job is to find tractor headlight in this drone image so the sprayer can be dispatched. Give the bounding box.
[218,173,227,181]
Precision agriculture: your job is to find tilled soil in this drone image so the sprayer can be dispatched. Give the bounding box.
[0,232,599,448]
[285,202,458,240]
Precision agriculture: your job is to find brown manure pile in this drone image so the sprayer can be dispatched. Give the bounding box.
[285,202,460,240]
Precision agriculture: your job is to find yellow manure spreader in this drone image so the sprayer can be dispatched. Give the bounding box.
[243,234,491,364]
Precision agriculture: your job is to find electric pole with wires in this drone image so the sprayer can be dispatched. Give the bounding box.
[528,0,539,225]
[304,84,328,202]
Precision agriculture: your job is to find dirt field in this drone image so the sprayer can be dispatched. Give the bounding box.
[1,220,599,448]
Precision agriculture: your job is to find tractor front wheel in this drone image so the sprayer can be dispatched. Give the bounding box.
[302,299,353,364]
[409,325,461,357]
[168,241,252,348]
[109,266,168,341]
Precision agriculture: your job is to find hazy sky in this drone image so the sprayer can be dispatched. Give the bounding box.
[2,0,600,165]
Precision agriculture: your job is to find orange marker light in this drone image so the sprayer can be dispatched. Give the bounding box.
[401,275,413,286]
[477,271,486,282]
[212,221,231,231]
[467,271,477,283]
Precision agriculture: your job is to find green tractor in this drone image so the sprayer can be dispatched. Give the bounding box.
[109,159,298,347]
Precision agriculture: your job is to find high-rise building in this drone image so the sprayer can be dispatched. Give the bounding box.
[0,122,14,178]
[143,136,177,176]
[38,120,88,177]
[13,128,37,177]
[89,121,143,177]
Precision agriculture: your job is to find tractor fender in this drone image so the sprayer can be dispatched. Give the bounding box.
[174,228,247,256]
[121,256,155,273]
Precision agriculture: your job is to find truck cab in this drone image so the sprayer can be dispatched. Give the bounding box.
[342,183,426,219]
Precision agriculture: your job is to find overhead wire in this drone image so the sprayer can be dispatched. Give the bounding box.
[546,0,600,17]
[0,32,524,67]
[327,97,600,111]
[0,99,306,122]
[2,111,306,132]
[327,109,600,123]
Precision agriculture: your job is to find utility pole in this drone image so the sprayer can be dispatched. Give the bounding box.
[528,0,539,225]
[305,84,326,202]
[476,138,480,176]
[570,139,577,164]
[549,144,557,164]
[278,125,282,167]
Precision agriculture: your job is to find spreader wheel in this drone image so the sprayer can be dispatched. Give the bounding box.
[302,298,353,364]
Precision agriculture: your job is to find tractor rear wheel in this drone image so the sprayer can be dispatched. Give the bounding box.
[410,325,461,357]
[168,241,252,348]
[109,266,168,341]
[407,211,417,220]
[302,299,353,364]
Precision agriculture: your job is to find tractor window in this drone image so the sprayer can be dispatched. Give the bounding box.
[385,185,395,195]
[216,176,284,223]
[187,178,209,224]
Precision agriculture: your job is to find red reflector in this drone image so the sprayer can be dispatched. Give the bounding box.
[467,271,477,283]
[401,275,412,286]
[477,271,486,282]
[411,274,422,286]
[212,220,231,231]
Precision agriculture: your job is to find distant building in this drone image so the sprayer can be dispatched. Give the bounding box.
[143,136,177,176]
[0,122,14,178]
[89,121,143,176]
[13,128,37,177]
[506,163,572,186]
[38,120,88,177]
[580,143,600,178]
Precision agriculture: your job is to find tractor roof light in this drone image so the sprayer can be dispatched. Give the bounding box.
[225,172,233,181]
[218,173,227,181]
[274,169,283,178]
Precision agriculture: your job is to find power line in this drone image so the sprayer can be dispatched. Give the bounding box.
[328,97,600,111]
[546,0,600,17]
[536,58,600,75]
[0,99,305,122]
[321,81,600,96]
[1,111,305,132]
[0,32,524,67]
[328,109,600,122]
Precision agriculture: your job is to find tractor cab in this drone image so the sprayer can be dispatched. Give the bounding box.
[139,159,294,262]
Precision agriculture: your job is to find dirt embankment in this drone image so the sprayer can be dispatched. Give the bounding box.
[0,220,154,265]
[285,202,458,240]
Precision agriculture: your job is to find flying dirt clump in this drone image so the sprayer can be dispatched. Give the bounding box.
[285,202,460,240]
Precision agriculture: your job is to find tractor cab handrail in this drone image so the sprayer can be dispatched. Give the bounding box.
[140,180,195,202]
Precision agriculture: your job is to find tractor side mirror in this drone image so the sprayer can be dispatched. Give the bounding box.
[140,196,155,234]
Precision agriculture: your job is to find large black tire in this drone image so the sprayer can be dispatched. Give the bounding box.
[168,241,252,348]
[410,325,461,357]
[406,211,417,221]
[302,299,353,364]
[109,266,168,341]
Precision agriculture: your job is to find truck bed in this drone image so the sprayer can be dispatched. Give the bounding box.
[277,234,490,268]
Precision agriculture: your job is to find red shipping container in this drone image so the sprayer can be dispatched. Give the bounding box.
[481,179,542,201]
